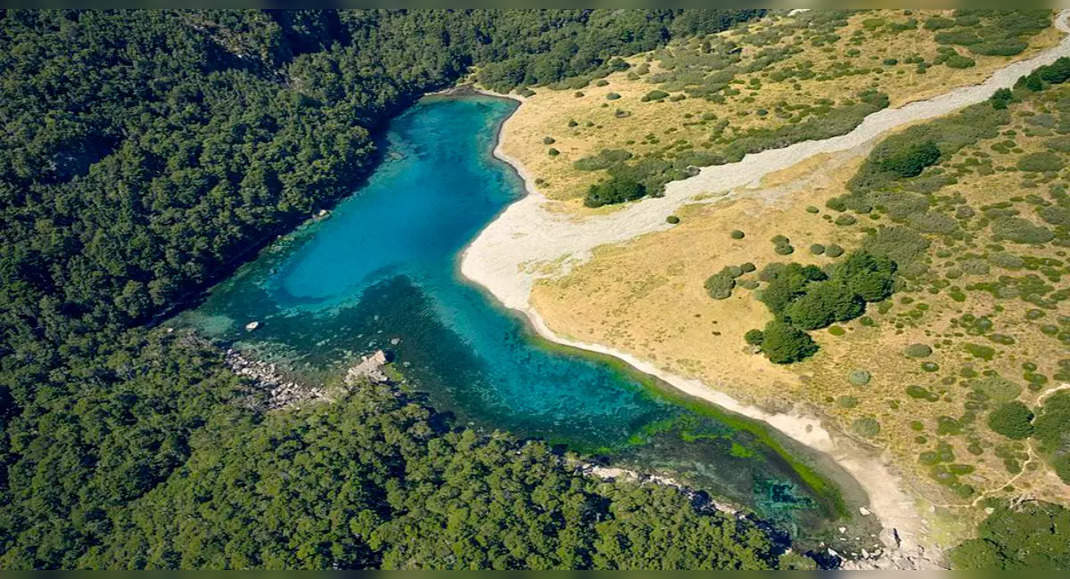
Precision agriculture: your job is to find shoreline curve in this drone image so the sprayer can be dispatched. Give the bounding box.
[459,10,1070,568]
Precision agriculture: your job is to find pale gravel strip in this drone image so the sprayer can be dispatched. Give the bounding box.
[460,10,1070,565]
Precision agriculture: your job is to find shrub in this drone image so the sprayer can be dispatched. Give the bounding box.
[849,369,872,386]
[945,54,976,69]
[641,89,669,102]
[606,92,621,101]
[704,267,738,299]
[964,343,995,360]
[990,87,1014,110]
[542,136,556,145]
[987,401,1034,440]
[760,320,818,364]
[784,280,863,330]
[1034,391,1070,484]
[851,417,881,438]
[835,251,896,301]
[573,149,633,171]
[810,243,826,255]
[548,148,560,157]
[991,217,1054,244]
[903,343,932,358]
[877,139,941,178]
[1016,151,1061,172]
[744,329,765,346]
[584,177,646,207]
[825,244,845,258]
[971,375,1022,403]
[666,215,680,224]
[730,229,745,239]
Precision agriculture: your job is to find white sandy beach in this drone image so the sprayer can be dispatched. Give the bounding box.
[460,10,1070,567]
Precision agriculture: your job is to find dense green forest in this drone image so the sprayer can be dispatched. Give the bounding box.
[0,9,784,569]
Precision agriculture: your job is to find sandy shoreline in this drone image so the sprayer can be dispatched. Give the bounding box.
[459,10,1070,567]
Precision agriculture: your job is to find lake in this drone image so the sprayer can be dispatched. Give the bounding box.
[174,94,868,539]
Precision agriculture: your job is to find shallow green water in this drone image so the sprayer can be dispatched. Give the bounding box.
[176,95,861,535]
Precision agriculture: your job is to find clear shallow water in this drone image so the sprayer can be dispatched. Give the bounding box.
[175,96,862,534]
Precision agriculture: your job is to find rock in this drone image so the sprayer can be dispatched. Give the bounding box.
[859,506,871,516]
[390,337,400,345]
[245,321,260,331]
[346,350,391,385]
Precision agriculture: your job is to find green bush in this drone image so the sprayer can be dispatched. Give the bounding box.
[991,217,1054,244]
[573,149,633,171]
[876,139,941,178]
[606,92,621,100]
[730,229,745,239]
[849,369,872,386]
[584,177,646,207]
[1016,151,1062,172]
[1034,391,1070,484]
[903,343,932,358]
[744,328,765,346]
[784,281,863,330]
[666,215,680,224]
[851,417,881,438]
[641,89,669,102]
[543,136,556,145]
[548,148,560,157]
[987,401,1034,440]
[759,319,818,364]
[825,244,845,258]
[810,243,826,255]
[704,267,738,300]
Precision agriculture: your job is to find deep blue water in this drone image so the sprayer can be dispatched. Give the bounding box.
[176,96,863,534]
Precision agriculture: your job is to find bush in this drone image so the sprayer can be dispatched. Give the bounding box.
[606,92,621,101]
[851,417,881,438]
[704,267,737,300]
[877,140,941,178]
[784,280,863,330]
[548,148,560,157]
[991,217,1054,244]
[903,343,932,358]
[810,243,826,255]
[744,329,765,346]
[1034,391,1070,484]
[584,177,646,207]
[990,88,1013,110]
[542,136,556,145]
[825,244,844,258]
[1016,151,1061,172]
[573,149,633,171]
[849,369,872,386]
[987,401,1034,440]
[666,215,680,224]
[730,229,745,239]
[641,89,669,102]
[760,320,818,364]
[835,251,896,301]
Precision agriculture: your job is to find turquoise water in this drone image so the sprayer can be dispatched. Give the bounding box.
[176,96,862,535]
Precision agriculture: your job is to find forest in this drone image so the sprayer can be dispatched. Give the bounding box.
[0,9,785,569]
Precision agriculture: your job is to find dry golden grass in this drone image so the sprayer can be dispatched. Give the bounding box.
[496,9,1061,203]
[531,85,1070,538]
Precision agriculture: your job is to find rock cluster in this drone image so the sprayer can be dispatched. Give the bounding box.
[225,348,326,410]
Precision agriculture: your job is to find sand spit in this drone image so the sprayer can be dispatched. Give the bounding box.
[460,10,1070,567]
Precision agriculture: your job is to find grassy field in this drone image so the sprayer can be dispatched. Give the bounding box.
[494,9,1060,205]
[531,76,1070,541]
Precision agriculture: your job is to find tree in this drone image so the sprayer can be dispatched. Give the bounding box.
[987,401,1034,440]
[759,320,818,364]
